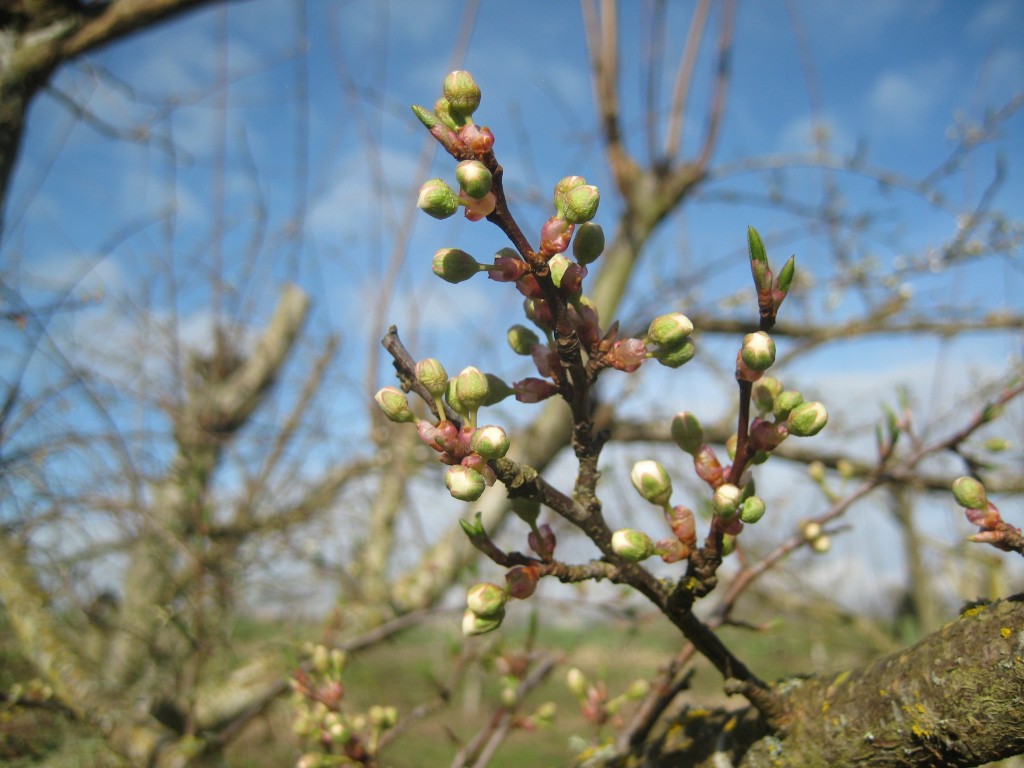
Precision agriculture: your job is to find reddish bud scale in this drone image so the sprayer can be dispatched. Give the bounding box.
[569,302,601,350]
[514,378,559,403]
[531,344,555,377]
[528,523,557,560]
[667,505,697,547]
[488,254,530,282]
[749,418,788,452]
[540,216,573,256]
[459,124,494,154]
[557,262,587,297]
[505,565,540,600]
[693,445,724,486]
[608,338,648,372]
[656,538,692,563]
[516,274,546,300]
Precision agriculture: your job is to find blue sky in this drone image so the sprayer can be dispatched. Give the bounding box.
[3,0,1022,611]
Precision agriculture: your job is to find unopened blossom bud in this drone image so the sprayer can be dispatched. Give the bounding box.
[507,325,540,355]
[647,313,694,347]
[808,461,827,483]
[505,565,540,600]
[528,523,557,560]
[630,460,673,506]
[671,412,704,454]
[651,337,696,369]
[985,438,1010,453]
[375,387,415,423]
[470,425,510,459]
[482,373,514,406]
[488,249,530,282]
[443,70,481,117]
[444,378,464,416]
[952,476,987,510]
[611,529,656,562]
[455,159,492,199]
[432,248,481,283]
[573,221,605,265]
[418,178,459,219]
[548,254,571,288]
[693,445,724,486]
[712,483,743,518]
[466,582,508,619]
[801,520,822,542]
[773,390,804,419]
[445,465,486,502]
[725,433,738,461]
[416,358,449,399]
[740,496,766,524]
[455,366,489,413]
[368,705,398,730]
[752,376,782,413]
[561,185,600,224]
[533,701,557,725]
[786,401,828,437]
[553,176,586,215]
[741,331,776,372]
[811,534,831,554]
[567,668,588,698]
[462,607,503,637]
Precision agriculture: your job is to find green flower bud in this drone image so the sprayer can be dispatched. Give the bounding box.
[572,221,605,265]
[415,358,449,398]
[984,438,1010,453]
[466,582,508,619]
[952,476,987,510]
[630,460,673,506]
[417,178,459,219]
[369,705,398,730]
[786,401,828,437]
[739,496,766,524]
[444,377,464,416]
[625,679,650,700]
[455,159,492,199]
[611,529,656,562]
[507,324,540,355]
[566,668,587,698]
[455,366,489,413]
[671,412,704,454]
[443,70,481,117]
[374,387,415,423]
[651,337,695,368]
[647,312,694,347]
[462,607,503,637]
[712,483,743,518]
[740,331,776,372]
[752,376,783,413]
[721,534,736,557]
[432,248,482,283]
[553,176,586,217]
[482,373,514,406]
[561,184,600,224]
[808,461,827,483]
[548,254,571,288]
[445,465,486,502]
[470,425,510,459]
[773,390,804,419]
[811,534,831,554]
[725,433,738,461]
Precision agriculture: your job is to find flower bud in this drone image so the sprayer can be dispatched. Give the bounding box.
[445,465,486,502]
[566,668,588,698]
[952,476,987,510]
[712,483,743,518]
[528,523,557,560]
[653,335,694,368]
[740,331,776,372]
[460,189,497,221]
[773,390,804,419]
[417,178,459,219]
[693,445,724,486]
[507,324,540,355]
[432,248,481,283]
[786,401,828,437]
[443,70,481,117]
[739,495,766,524]
[752,376,782,413]
[466,582,507,619]
[482,374,514,406]
[561,185,600,224]
[553,176,586,212]
[725,433,738,461]
[801,520,822,542]
[671,412,704,454]
[548,254,571,288]
[416,358,449,399]
[470,424,510,459]
[625,679,651,700]
[572,221,605,265]
[808,461,827,483]
[374,387,415,423]
[455,366,489,413]
[630,460,673,506]
[811,534,831,554]
[369,705,398,730]
[505,565,540,600]
[611,529,656,562]
[455,159,492,199]
[540,216,573,256]
[647,312,694,347]
[668,505,697,546]
[462,607,503,637]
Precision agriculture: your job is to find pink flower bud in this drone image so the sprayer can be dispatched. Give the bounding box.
[488,250,530,282]
[667,505,697,546]
[540,216,574,256]
[693,445,724,486]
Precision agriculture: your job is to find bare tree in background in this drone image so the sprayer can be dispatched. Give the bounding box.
[1,1,1022,767]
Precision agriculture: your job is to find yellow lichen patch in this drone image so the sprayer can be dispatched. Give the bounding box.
[879,689,888,697]
[1001,627,1012,639]
[911,723,931,738]
[822,700,830,715]
[832,670,851,686]
[961,605,987,618]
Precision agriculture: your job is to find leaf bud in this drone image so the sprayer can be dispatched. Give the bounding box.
[470,424,510,459]
[776,254,796,295]
[417,178,459,219]
[647,312,694,347]
[445,465,486,502]
[433,96,463,130]
[462,607,503,637]
[374,387,415,423]
[739,495,766,524]
[712,483,743,518]
[455,159,492,199]
[561,184,600,224]
[671,412,704,454]
[443,70,481,117]
[432,248,482,283]
[630,460,673,506]
[611,529,656,562]
[740,331,776,372]
[415,358,449,399]
[507,324,540,355]
[466,582,508,619]
[572,221,605,265]
[786,401,829,437]
[952,476,987,510]
[773,390,804,419]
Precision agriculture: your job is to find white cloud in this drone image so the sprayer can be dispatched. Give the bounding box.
[865,60,955,136]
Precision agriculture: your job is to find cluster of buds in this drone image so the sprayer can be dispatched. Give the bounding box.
[460,528,544,637]
[566,667,649,733]
[746,225,795,324]
[292,644,397,768]
[744,376,829,457]
[953,476,1022,552]
[375,359,514,503]
[800,520,832,553]
[5,677,54,705]
[610,460,700,564]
